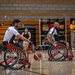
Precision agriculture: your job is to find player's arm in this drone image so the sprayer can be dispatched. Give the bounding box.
[12,29,30,42]
[16,34,30,42]
[28,32,31,40]
[47,33,53,44]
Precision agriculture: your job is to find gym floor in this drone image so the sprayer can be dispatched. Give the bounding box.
[0,50,75,75]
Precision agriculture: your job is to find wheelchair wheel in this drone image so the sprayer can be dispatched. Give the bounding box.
[48,42,68,61]
[4,46,26,70]
[0,43,4,52]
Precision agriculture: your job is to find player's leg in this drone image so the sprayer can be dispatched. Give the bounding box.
[29,41,35,52]
[22,41,29,50]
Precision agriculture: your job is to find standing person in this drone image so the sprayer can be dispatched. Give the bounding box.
[70,19,75,50]
[3,19,29,46]
[22,28,35,52]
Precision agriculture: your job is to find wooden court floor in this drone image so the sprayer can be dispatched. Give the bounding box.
[0,50,75,75]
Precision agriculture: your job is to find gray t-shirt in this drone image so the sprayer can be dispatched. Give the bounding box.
[48,27,57,41]
[3,26,19,43]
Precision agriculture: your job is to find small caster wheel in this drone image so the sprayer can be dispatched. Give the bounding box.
[4,66,8,70]
[28,65,30,68]
[48,58,52,61]
[68,55,73,60]
[23,65,25,68]
[68,58,73,60]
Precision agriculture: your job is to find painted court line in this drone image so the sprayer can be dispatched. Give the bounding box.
[23,68,49,75]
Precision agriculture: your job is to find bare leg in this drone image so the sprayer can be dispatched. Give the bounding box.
[23,41,29,50]
[31,45,35,53]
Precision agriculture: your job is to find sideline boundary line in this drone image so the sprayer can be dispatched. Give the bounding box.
[23,68,49,75]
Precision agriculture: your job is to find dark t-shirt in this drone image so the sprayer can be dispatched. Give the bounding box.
[23,33,29,39]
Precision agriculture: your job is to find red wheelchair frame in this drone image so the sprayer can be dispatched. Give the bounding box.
[23,47,33,68]
[66,42,74,60]
[48,42,74,61]
[0,43,33,69]
[0,44,15,68]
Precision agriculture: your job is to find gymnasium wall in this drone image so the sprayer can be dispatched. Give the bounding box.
[0,0,75,4]
[0,0,74,45]
[0,0,75,20]
[0,21,39,45]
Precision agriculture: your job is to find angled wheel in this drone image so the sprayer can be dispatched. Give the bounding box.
[48,42,68,61]
[4,46,26,70]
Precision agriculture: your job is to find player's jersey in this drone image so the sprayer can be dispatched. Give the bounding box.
[3,26,19,43]
[48,27,59,41]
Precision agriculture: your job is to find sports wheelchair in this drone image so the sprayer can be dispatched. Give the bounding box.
[0,41,27,70]
[36,38,74,61]
[47,41,74,61]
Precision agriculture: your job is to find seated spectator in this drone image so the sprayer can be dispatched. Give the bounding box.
[21,28,35,52]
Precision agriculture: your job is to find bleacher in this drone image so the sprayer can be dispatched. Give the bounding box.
[0,21,39,45]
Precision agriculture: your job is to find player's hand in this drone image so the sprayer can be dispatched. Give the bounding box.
[53,42,57,47]
[27,39,30,42]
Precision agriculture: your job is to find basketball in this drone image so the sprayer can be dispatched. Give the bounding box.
[33,52,43,61]
[60,25,64,29]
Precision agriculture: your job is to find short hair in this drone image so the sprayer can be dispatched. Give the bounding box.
[13,19,20,24]
[54,22,59,25]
